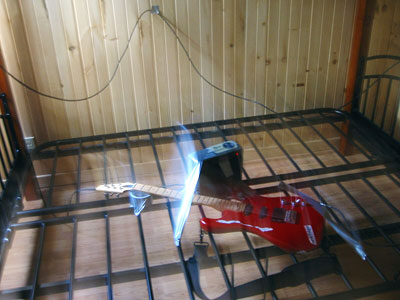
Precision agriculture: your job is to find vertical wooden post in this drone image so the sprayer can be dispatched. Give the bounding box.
[339,0,375,155]
[0,52,41,201]
[0,57,26,151]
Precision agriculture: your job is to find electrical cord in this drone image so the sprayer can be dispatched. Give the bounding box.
[0,7,297,120]
[2,6,398,121]
[0,9,152,102]
[158,12,400,118]
[158,13,280,116]
[67,188,98,211]
[45,188,96,230]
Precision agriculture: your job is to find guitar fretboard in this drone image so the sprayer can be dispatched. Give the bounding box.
[131,183,246,213]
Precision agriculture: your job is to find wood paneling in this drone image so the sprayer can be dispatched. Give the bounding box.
[0,0,357,144]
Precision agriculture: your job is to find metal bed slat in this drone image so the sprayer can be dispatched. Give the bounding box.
[350,111,398,156]
[75,140,83,203]
[337,182,400,256]
[47,144,59,207]
[362,177,400,218]
[211,122,278,297]
[102,137,114,299]
[236,120,277,178]
[147,130,195,300]
[381,79,393,129]
[2,108,399,299]
[15,159,399,220]
[105,213,113,299]
[29,224,46,300]
[125,133,154,300]
[362,78,370,115]
[256,116,302,171]
[290,253,318,297]
[33,109,338,153]
[241,232,278,300]
[391,90,400,138]
[309,187,356,290]
[10,166,400,231]
[295,111,350,164]
[239,118,319,298]
[69,218,77,300]
[277,116,326,168]
[2,274,399,300]
[33,113,345,160]
[319,112,372,159]
[172,125,237,299]
[2,222,399,298]
[192,123,277,299]
[253,115,354,293]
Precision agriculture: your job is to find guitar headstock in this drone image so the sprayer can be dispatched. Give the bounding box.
[96,182,135,194]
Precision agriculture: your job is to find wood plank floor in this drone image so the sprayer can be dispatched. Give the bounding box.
[1,126,400,299]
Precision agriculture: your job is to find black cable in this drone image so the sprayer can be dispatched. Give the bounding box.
[158,13,280,116]
[1,7,398,120]
[0,9,151,102]
[68,188,97,208]
[46,188,97,230]
[158,13,400,118]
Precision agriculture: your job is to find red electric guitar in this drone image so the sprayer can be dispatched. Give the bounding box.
[96,182,325,253]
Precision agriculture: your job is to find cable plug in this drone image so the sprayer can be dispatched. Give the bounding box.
[151,5,160,15]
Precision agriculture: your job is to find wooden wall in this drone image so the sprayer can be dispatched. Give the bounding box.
[0,0,358,145]
[365,0,400,68]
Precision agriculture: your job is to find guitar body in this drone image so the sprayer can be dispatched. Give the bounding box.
[200,193,325,252]
[96,181,324,253]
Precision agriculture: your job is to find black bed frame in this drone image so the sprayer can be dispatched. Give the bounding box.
[0,56,399,299]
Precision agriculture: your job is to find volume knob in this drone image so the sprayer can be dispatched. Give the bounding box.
[222,141,235,148]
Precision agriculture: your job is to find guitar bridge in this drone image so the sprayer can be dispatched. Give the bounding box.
[284,210,298,224]
[272,208,298,224]
[272,208,285,222]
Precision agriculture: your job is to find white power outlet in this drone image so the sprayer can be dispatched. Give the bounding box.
[24,136,35,150]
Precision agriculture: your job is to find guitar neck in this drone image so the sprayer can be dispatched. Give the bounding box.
[131,183,246,213]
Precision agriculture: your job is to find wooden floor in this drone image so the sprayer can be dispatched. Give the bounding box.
[1,124,400,299]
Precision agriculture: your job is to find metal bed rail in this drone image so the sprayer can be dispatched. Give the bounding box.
[0,93,31,277]
[353,55,400,142]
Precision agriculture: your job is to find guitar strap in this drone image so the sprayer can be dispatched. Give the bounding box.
[187,243,341,300]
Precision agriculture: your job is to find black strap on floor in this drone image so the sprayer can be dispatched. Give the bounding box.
[187,243,341,300]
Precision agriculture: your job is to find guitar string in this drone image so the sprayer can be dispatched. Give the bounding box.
[4,8,396,248]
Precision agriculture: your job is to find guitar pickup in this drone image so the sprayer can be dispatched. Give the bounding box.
[284,210,298,224]
[259,206,268,219]
[272,208,285,222]
[244,204,253,216]
[272,208,298,224]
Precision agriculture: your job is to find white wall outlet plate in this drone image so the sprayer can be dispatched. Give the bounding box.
[24,136,35,150]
